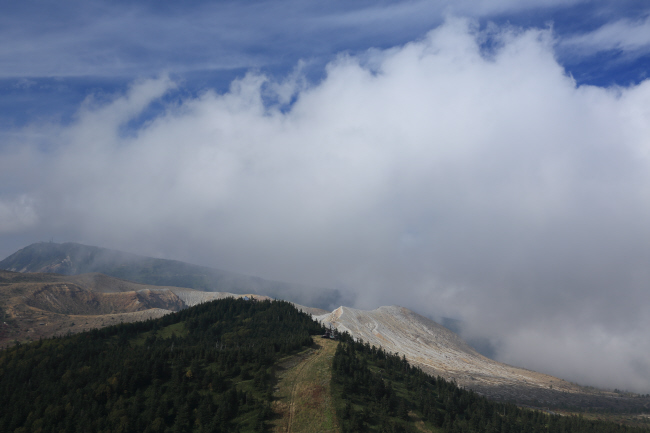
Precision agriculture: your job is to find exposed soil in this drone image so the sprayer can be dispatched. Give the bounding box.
[316,305,650,411]
[0,270,274,348]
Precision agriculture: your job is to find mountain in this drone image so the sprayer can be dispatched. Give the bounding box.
[316,305,648,410]
[0,297,325,433]
[2,243,648,412]
[2,298,647,433]
[330,332,650,432]
[0,269,324,347]
[0,242,343,310]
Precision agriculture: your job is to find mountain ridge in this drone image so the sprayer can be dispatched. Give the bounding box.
[0,242,343,310]
[2,243,648,411]
[2,297,646,432]
[315,304,645,409]
[0,269,326,347]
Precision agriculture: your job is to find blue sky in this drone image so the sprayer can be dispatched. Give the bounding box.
[2,0,650,392]
[1,1,648,128]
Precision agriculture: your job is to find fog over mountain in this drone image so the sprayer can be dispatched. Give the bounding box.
[1,16,650,393]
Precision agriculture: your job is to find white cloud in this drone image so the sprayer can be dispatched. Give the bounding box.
[499,322,650,391]
[0,0,595,79]
[560,16,650,56]
[4,18,650,392]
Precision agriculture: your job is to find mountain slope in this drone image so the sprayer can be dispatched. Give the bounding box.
[316,305,644,409]
[0,242,342,310]
[0,297,324,433]
[3,297,646,433]
[271,338,339,432]
[0,270,181,345]
[2,243,647,411]
[0,269,323,347]
[331,334,650,432]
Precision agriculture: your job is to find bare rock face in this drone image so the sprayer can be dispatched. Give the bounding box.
[25,285,186,315]
[168,289,271,307]
[0,270,272,348]
[316,306,629,407]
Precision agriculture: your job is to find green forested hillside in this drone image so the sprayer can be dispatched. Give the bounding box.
[1,298,648,433]
[331,336,650,433]
[0,298,324,433]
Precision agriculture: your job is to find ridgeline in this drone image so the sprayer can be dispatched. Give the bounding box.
[1,298,649,433]
[0,298,323,433]
[0,242,343,311]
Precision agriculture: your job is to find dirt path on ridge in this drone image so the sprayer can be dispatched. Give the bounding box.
[271,339,339,433]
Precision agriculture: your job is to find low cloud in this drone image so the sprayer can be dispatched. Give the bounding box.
[0,195,37,234]
[3,19,650,392]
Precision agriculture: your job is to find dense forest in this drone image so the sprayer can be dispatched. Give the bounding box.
[0,298,323,433]
[331,335,650,433]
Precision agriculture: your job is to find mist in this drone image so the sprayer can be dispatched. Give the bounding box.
[2,19,650,392]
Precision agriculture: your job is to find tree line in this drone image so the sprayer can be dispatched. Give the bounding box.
[331,335,650,433]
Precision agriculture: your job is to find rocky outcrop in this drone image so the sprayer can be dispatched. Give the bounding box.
[25,285,186,315]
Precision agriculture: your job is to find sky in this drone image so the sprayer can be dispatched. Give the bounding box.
[1,0,650,393]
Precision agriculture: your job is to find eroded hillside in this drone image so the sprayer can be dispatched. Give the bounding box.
[0,270,270,347]
[316,306,647,409]
[0,242,344,310]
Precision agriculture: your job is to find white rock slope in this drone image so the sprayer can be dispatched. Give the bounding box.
[315,306,592,401]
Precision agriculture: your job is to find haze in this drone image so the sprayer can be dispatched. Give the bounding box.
[1,1,650,393]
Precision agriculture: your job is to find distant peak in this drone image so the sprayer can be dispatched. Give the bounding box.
[332,306,345,319]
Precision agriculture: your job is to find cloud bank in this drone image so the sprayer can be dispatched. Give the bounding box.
[2,19,650,392]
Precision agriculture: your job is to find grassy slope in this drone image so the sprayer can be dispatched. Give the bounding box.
[271,338,340,433]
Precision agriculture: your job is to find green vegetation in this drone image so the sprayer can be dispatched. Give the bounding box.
[0,298,324,433]
[331,335,650,433]
[1,295,648,433]
[271,338,339,432]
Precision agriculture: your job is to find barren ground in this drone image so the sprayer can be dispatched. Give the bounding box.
[316,305,650,410]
